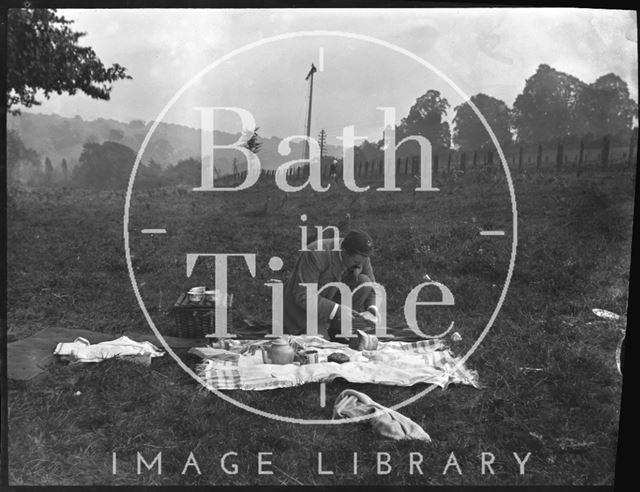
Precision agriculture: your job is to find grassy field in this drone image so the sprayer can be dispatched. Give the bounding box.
[6,165,634,485]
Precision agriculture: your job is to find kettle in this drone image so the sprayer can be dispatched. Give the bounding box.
[261,338,295,364]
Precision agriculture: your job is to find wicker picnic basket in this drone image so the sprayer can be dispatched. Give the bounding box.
[167,292,234,338]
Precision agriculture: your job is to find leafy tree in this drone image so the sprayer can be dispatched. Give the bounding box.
[163,158,202,186]
[578,74,638,139]
[146,137,175,165]
[108,128,125,141]
[7,9,131,113]
[356,140,383,164]
[513,64,637,144]
[397,90,451,150]
[137,160,165,189]
[129,119,146,129]
[61,158,69,180]
[73,141,136,189]
[44,156,54,183]
[513,64,585,143]
[453,93,512,150]
[7,130,42,184]
[243,127,262,154]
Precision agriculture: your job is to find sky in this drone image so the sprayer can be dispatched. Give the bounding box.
[20,8,638,146]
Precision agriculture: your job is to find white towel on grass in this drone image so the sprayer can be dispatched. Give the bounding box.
[333,389,432,441]
[54,336,165,363]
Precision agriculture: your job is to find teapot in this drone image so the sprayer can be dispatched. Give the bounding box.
[261,337,295,365]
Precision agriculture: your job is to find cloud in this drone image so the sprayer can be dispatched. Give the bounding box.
[23,8,637,136]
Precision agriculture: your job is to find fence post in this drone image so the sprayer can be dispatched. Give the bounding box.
[536,144,542,171]
[518,146,523,173]
[601,135,610,169]
[473,151,477,168]
[577,140,584,177]
[628,127,638,168]
[460,152,467,172]
[556,142,563,172]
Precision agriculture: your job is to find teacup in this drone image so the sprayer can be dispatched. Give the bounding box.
[304,350,319,364]
[188,292,204,303]
[188,287,205,303]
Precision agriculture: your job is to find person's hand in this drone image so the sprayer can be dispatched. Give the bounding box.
[363,306,380,324]
[339,305,360,320]
[342,265,361,284]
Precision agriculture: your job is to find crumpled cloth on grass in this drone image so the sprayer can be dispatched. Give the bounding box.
[333,389,431,441]
[194,335,479,391]
[53,336,165,363]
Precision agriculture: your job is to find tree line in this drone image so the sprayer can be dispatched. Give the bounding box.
[388,64,637,156]
[6,9,637,189]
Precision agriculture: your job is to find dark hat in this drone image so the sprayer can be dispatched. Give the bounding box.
[342,230,374,257]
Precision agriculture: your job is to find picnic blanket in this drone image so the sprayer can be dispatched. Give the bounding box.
[193,335,479,391]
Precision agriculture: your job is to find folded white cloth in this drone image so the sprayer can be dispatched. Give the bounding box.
[53,336,165,363]
[195,335,479,391]
[333,389,431,441]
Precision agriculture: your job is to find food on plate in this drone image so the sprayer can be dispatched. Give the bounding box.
[328,352,350,364]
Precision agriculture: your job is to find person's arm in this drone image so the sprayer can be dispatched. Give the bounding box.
[362,257,375,283]
[361,257,378,314]
[291,253,339,322]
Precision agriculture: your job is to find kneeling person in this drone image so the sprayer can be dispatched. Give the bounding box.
[282,230,380,340]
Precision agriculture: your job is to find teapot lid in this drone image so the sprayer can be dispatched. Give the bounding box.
[271,338,289,345]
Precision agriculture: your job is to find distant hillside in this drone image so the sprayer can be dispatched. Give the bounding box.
[7,112,342,175]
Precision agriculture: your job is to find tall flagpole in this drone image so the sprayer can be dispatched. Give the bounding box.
[304,63,317,161]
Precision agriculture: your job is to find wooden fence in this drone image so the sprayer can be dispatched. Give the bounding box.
[218,130,638,185]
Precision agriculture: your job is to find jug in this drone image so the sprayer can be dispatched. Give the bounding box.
[261,338,295,364]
